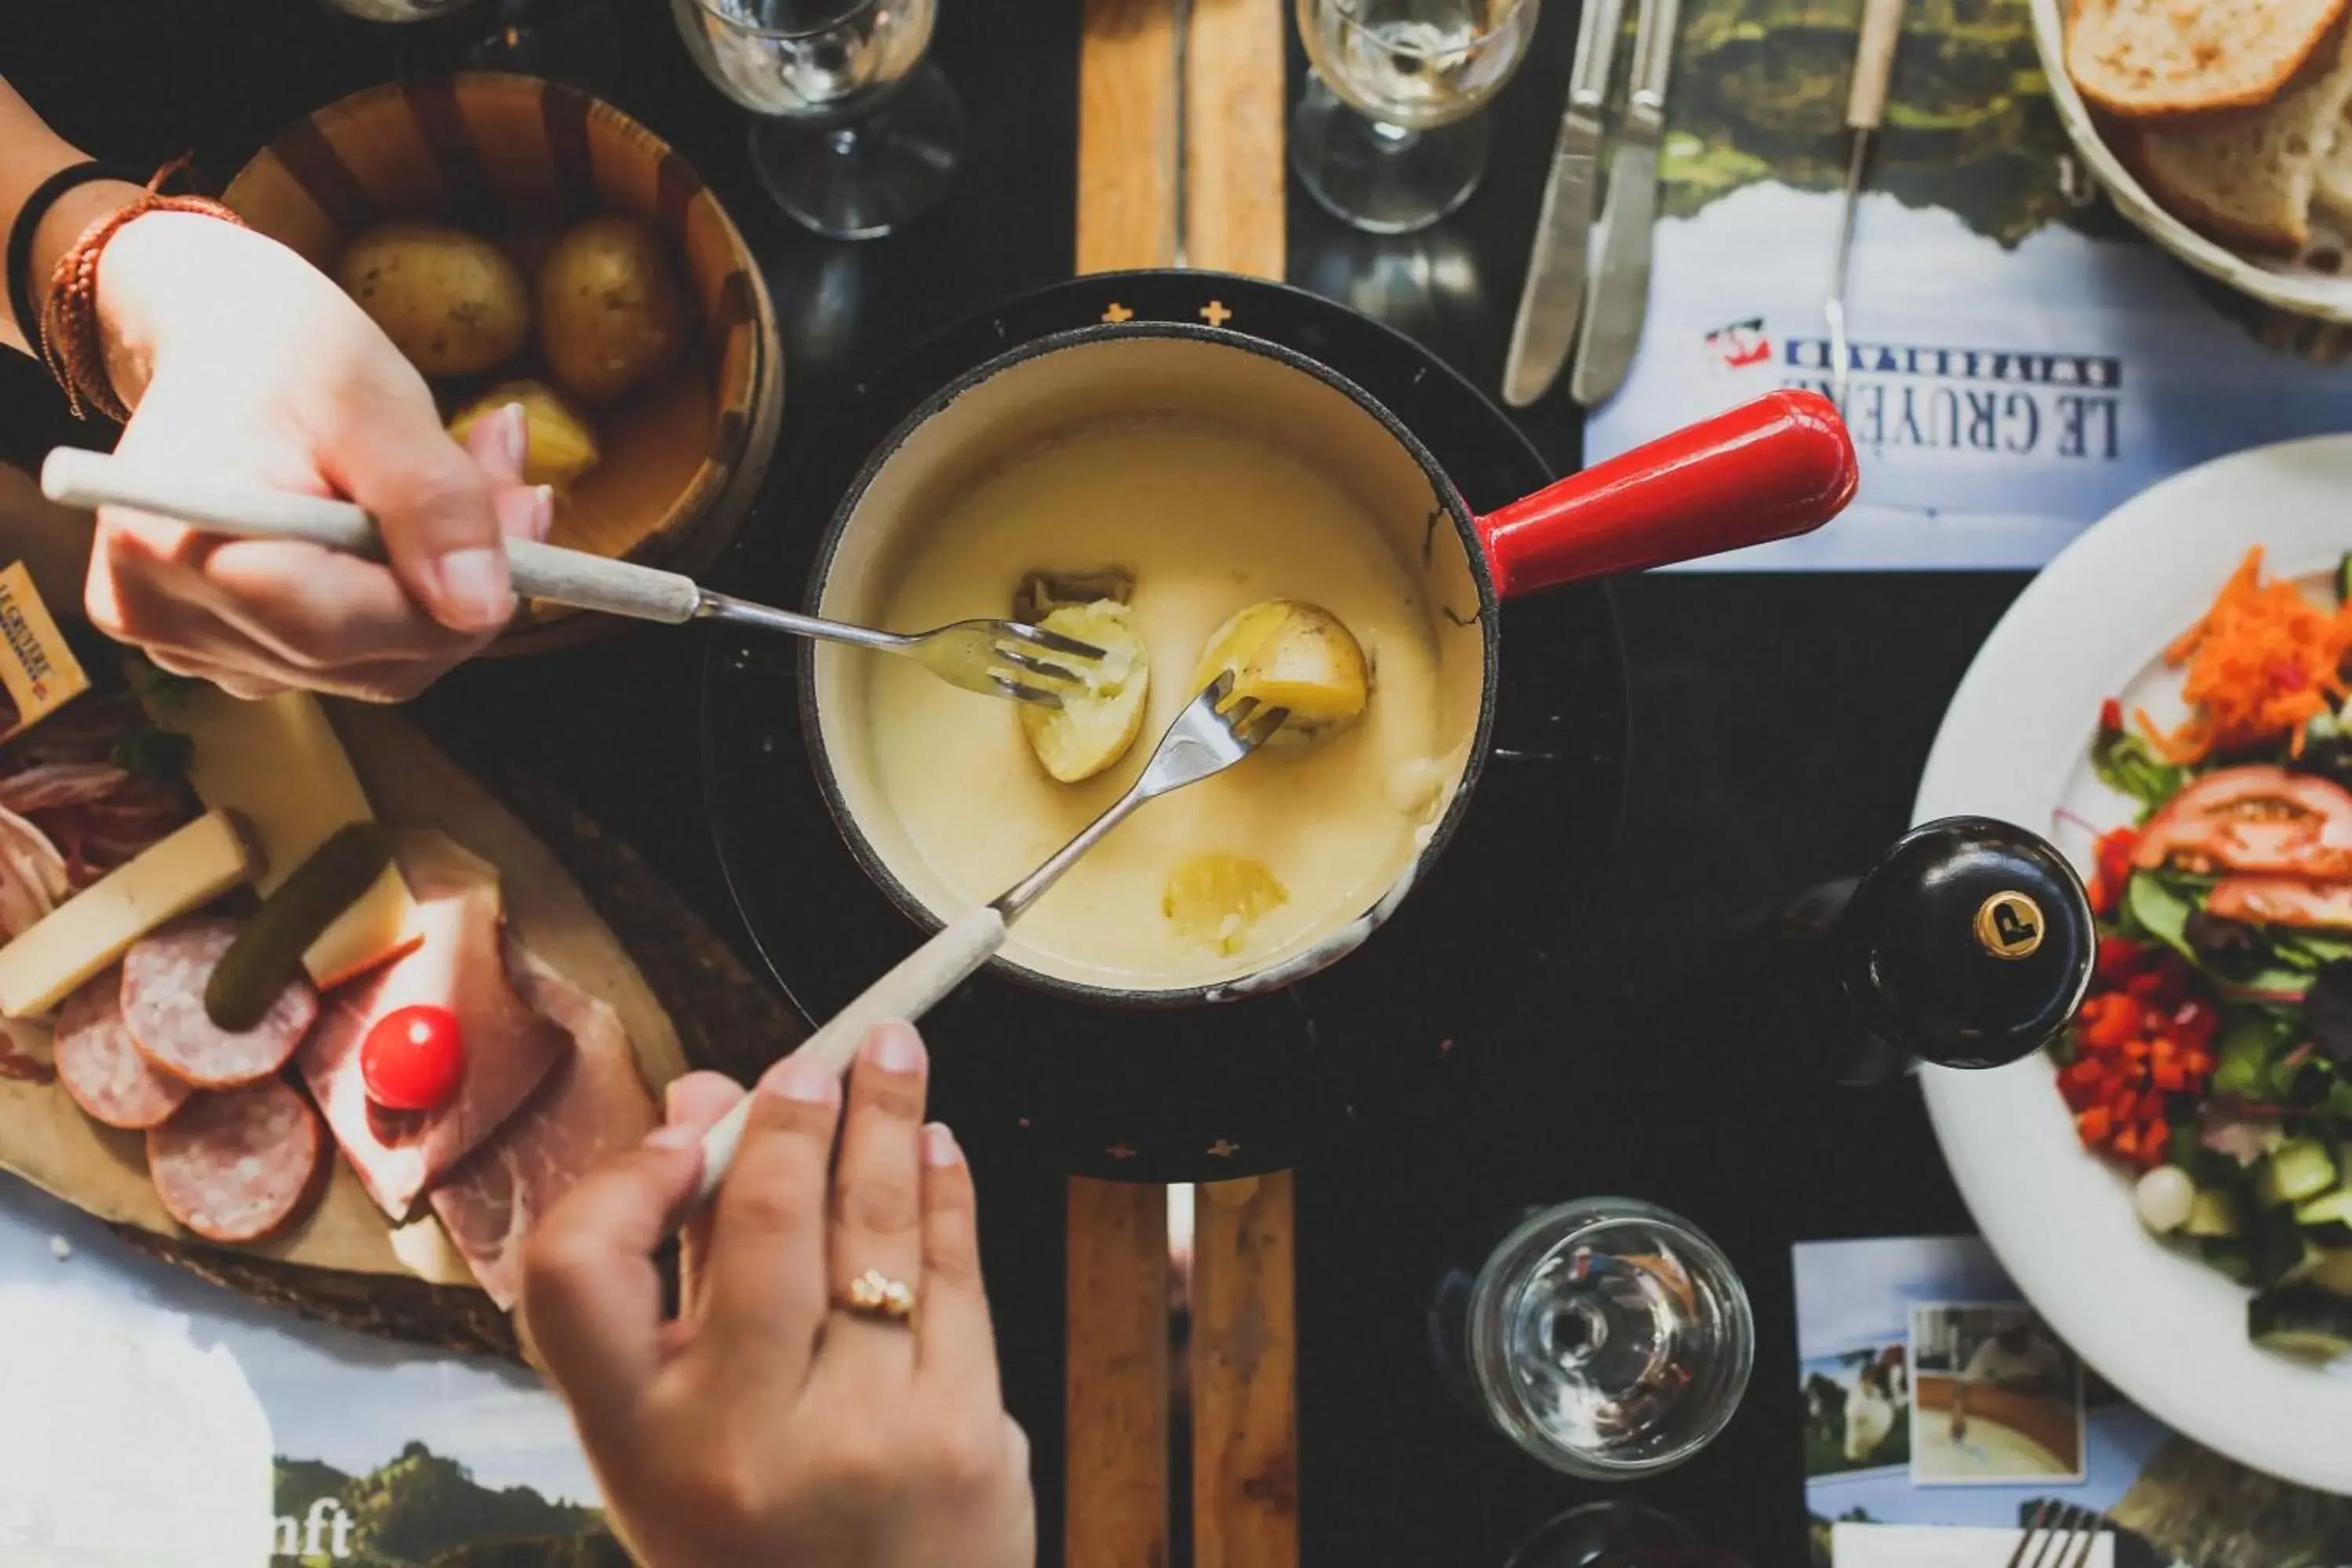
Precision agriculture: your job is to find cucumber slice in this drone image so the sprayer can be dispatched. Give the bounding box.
[2296,1188,2352,1247]
[2250,1286,2352,1359]
[2185,1188,2242,1238]
[204,822,394,1029]
[2259,1139,2338,1207]
[2250,1207,2319,1287]
[2201,1239,2254,1283]
[2310,1250,2352,1295]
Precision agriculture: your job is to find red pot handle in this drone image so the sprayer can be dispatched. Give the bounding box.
[1473,390,1858,599]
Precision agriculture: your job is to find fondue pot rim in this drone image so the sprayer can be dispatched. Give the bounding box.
[795,318,1507,1007]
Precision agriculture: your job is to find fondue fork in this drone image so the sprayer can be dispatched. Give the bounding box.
[691,673,1288,1208]
[38,448,1102,710]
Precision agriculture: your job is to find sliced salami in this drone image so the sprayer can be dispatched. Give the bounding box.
[146,1079,323,1243]
[122,919,318,1090]
[53,967,192,1131]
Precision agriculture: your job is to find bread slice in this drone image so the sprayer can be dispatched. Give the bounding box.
[2317,100,2352,226]
[2134,24,2352,252]
[2069,0,2350,118]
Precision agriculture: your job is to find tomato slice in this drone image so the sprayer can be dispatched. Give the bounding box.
[2132,766,2352,878]
[2207,876,2352,930]
[361,1004,465,1112]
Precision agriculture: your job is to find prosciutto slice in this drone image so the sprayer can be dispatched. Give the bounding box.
[0,804,71,939]
[429,948,656,1308]
[298,834,569,1221]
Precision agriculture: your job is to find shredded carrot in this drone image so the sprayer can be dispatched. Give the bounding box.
[2136,547,2352,764]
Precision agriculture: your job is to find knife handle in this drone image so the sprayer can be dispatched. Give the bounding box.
[1569,0,1627,108]
[1846,0,1907,129]
[1628,0,1682,117]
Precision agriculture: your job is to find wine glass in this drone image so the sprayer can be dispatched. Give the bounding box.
[1437,1198,1754,1479]
[673,0,964,240]
[1293,0,1539,234]
[1504,1502,1753,1567]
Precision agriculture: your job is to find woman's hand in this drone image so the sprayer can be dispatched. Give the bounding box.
[519,1023,1036,1568]
[84,212,548,700]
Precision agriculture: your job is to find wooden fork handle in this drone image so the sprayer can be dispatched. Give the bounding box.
[40,446,704,624]
[691,906,1010,1210]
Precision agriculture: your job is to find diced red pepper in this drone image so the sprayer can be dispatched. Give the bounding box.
[2100,698,2125,733]
[2076,1105,2114,1145]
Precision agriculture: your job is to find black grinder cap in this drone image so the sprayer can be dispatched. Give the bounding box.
[1842,815,2096,1071]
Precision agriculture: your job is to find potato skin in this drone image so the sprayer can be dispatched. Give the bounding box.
[535,216,688,405]
[335,223,529,377]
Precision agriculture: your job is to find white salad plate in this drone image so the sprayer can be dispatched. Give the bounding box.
[1916,435,2352,1495]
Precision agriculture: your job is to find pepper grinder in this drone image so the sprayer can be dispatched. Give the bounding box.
[1737,815,2096,1086]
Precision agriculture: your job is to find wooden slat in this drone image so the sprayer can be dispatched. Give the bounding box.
[1065,1178,1173,1568]
[1183,0,1288,279]
[1068,7,1183,1566]
[1192,1175,1300,1568]
[1078,0,1182,274]
[1182,5,1300,1566]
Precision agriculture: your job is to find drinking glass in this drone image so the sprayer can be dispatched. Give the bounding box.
[1435,1198,1753,1478]
[1504,1501,1753,1568]
[673,0,963,240]
[1293,0,1538,234]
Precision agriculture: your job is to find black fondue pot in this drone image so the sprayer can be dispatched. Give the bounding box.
[702,272,1857,1179]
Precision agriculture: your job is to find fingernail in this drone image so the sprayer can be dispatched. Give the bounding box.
[431,547,512,631]
[499,402,529,474]
[644,1123,700,1152]
[759,1052,840,1105]
[530,485,556,542]
[864,1021,924,1076]
[922,1123,961,1168]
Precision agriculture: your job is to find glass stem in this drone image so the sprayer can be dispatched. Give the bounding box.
[1369,118,1421,153]
[828,124,862,156]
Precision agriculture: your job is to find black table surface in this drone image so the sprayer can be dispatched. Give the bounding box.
[0,3,2031,1561]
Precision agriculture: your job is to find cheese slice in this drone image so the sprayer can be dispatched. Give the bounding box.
[167,689,421,988]
[0,810,256,1017]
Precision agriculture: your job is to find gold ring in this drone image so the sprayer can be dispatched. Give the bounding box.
[841,1268,917,1324]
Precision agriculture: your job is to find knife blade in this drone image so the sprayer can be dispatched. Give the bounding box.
[1500,0,1627,408]
[1828,0,1907,405]
[1569,0,1682,408]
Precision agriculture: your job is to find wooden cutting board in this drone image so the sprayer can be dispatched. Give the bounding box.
[0,702,775,1357]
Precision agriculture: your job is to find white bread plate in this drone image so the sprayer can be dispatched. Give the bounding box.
[2031,0,2352,323]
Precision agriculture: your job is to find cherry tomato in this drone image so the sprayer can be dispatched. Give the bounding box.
[361,1005,464,1112]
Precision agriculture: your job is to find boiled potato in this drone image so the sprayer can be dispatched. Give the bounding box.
[448,380,601,488]
[1018,601,1150,783]
[1188,598,1370,747]
[336,223,529,377]
[1163,852,1289,956]
[537,216,687,404]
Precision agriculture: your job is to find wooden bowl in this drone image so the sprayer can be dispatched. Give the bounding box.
[223,73,784,644]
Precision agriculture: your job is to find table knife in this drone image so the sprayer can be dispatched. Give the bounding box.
[1569,0,1682,408]
[1828,0,1907,405]
[1499,0,1626,408]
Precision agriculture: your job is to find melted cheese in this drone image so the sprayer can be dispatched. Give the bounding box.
[859,416,1444,990]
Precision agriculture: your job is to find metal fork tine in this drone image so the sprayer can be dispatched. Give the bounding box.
[1224,694,1261,727]
[1241,706,1290,748]
[989,673,1064,709]
[1008,623,1106,660]
[995,648,1083,685]
[2004,1500,2056,1568]
[2063,1508,2102,1568]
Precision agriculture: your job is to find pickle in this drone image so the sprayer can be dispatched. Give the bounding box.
[1015,568,1135,623]
[204,822,395,1030]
